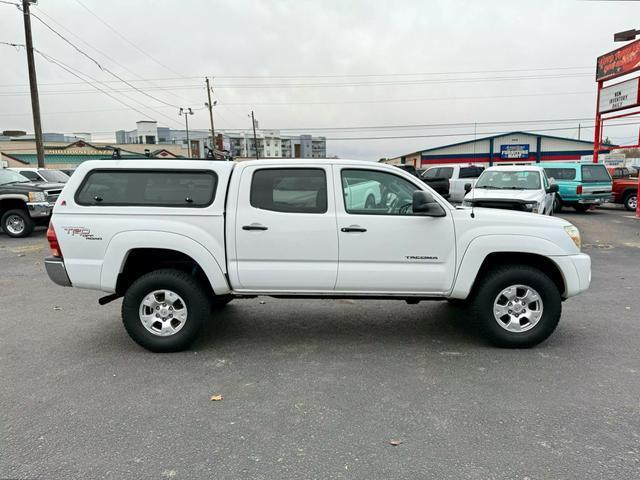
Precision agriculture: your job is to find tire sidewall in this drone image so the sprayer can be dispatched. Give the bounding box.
[473,267,561,348]
[624,193,637,211]
[122,270,208,352]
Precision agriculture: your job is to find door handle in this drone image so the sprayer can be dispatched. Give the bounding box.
[242,224,268,231]
[341,226,367,233]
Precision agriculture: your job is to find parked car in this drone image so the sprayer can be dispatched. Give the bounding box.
[8,167,70,184]
[0,169,64,237]
[606,166,637,211]
[541,162,612,212]
[45,159,590,352]
[60,168,76,178]
[420,165,485,203]
[462,165,557,215]
[393,164,419,177]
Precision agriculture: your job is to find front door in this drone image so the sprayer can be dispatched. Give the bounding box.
[234,165,338,291]
[334,166,456,294]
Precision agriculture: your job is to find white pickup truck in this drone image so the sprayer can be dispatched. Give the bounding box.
[420,164,485,203]
[45,159,591,352]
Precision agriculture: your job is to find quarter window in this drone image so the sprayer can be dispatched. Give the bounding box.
[76,170,217,207]
[341,169,419,215]
[250,168,327,213]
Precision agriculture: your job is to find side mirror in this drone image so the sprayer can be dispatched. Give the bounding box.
[547,183,559,194]
[413,190,446,217]
[464,183,472,194]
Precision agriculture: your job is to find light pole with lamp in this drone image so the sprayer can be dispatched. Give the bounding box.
[179,107,194,158]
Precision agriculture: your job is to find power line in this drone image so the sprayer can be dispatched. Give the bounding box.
[26,8,181,108]
[72,0,184,77]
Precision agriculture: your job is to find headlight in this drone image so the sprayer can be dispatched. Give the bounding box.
[564,225,581,249]
[28,191,46,202]
[524,201,539,213]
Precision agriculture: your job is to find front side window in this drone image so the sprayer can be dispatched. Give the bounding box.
[250,168,327,213]
[421,168,439,179]
[439,167,454,179]
[581,165,611,183]
[76,170,217,207]
[342,169,419,215]
[475,170,541,190]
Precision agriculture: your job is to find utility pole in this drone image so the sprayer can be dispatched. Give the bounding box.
[179,107,194,158]
[22,0,45,168]
[251,111,259,159]
[578,123,581,140]
[205,77,217,157]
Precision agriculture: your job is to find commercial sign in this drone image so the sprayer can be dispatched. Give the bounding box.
[596,39,640,81]
[599,77,640,113]
[500,144,529,159]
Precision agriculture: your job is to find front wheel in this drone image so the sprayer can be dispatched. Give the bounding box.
[1,209,35,238]
[471,265,561,348]
[553,196,563,213]
[121,269,211,352]
[623,192,637,211]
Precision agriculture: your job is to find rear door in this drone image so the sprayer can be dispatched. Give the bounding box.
[233,165,338,291]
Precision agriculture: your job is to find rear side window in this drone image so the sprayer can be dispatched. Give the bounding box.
[19,170,41,181]
[250,168,327,213]
[544,168,576,180]
[459,166,484,178]
[76,170,217,207]
[581,165,611,183]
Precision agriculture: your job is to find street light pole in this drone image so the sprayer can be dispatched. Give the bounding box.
[179,107,194,158]
[22,0,45,168]
[251,111,259,160]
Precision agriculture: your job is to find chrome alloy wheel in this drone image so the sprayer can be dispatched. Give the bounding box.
[493,284,543,333]
[5,214,25,235]
[139,289,188,337]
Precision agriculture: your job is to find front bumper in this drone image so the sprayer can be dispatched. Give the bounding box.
[45,256,72,287]
[27,201,55,218]
[552,253,591,298]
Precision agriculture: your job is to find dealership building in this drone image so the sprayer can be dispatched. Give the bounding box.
[385,131,612,168]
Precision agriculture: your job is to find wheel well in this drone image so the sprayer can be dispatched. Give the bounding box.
[622,188,637,200]
[116,248,214,296]
[471,252,566,297]
[0,199,27,216]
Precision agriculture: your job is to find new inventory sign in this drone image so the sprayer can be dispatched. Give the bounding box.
[599,77,640,113]
[596,39,640,81]
[500,144,529,159]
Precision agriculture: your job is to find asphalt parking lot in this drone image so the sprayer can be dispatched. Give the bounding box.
[1,208,639,480]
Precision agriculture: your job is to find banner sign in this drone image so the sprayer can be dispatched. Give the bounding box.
[500,144,529,159]
[599,77,640,113]
[596,39,640,82]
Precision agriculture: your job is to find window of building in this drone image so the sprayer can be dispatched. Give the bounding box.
[76,170,217,207]
[250,168,327,214]
[341,169,418,215]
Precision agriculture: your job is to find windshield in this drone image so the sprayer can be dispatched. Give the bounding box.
[0,169,31,185]
[475,170,541,190]
[39,169,69,183]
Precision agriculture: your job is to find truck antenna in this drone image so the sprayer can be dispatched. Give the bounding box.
[470,122,477,218]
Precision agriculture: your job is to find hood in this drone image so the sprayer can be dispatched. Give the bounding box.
[464,188,544,203]
[0,181,65,193]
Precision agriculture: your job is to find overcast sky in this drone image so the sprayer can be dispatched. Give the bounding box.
[1,0,640,159]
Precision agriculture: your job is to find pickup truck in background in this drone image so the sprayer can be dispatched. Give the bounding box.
[420,165,485,203]
[607,166,638,211]
[45,159,590,352]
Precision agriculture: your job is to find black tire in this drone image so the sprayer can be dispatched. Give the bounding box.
[471,265,562,348]
[573,204,590,213]
[623,192,637,212]
[446,298,469,308]
[121,269,210,352]
[553,196,562,213]
[1,209,35,238]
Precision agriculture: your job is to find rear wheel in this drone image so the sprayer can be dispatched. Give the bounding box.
[121,269,210,352]
[471,265,561,348]
[1,209,35,238]
[573,204,590,213]
[623,192,637,211]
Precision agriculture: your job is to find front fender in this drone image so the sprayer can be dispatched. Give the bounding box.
[449,234,569,299]
[100,231,230,294]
